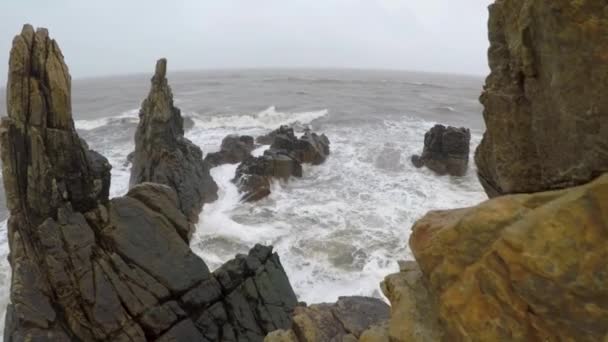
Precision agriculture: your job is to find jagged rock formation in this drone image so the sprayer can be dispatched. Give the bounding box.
[129,58,218,223]
[266,126,330,165]
[234,126,330,202]
[265,297,390,342]
[475,0,608,197]
[1,25,297,342]
[407,173,608,341]
[204,135,255,167]
[411,124,470,176]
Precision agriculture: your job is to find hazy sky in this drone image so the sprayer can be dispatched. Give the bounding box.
[0,0,493,83]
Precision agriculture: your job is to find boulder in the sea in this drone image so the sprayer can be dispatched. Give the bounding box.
[236,126,329,201]
[408,172,608,341]
[204,134,255,167]
[411,124,470,176]
[233,152,303,202]
[129,58,218,222]
[256,125,293,145]
[1,25,298,342]
[257,125,330,165]
[265,296,390,342]
[475,0,608,197]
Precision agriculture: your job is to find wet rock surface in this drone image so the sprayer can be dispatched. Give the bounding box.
[205,134,255,167]
[411,124,470,176]
[129,58,218,223]
[1,25,297,342]
[264,296,389,342]
[475,0,608,197]
[235,126,330,201]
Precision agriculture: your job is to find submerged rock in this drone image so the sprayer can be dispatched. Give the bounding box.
[475,0,608,197]
[1,25,297,342]
[204,134,255,167]
[407,173,608,341]
[411,124,470,176]
[236,126,330,201]
[265,296,390,342]
[129,58,218,223]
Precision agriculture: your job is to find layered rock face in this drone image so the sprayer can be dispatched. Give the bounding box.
[408,173,608,341]
[234,126,330,202]
[411,124,470,176]
[129,58,218,222]
[204,134,255,167]
[475,0,608,197]
[265,296,390,342]
[2,25,297,342]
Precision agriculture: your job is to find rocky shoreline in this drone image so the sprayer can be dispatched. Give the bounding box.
[2,0,608,341]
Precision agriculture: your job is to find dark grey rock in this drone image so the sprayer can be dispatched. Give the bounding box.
[205,134,255,167]
[129,58,218,222]
[0,25,299,342]
[411,124,470,176]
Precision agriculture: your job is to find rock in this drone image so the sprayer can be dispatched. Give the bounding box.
[129,58,218,222]
[264,297,389,342]
[1,26,298,342]
[376,261,443,342]
[183,115,195,131]
[475,0,608,197]
[269,127,330,165]
[256,125,292,145]
[236,126,329,201]
[358,322,390,342]
[411,124,470,176]
[204,134,255,167]
[409,173,608,341]
[233,153,303,202]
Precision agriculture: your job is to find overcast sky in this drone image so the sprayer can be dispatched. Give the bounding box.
[0,0,493,83]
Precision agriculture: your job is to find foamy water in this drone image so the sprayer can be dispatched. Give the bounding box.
[0,69,487,334]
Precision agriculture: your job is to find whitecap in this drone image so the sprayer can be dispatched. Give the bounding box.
[191,106,328,130]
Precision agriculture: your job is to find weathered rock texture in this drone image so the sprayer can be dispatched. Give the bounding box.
[357,261,443,342]
[408,172,608,341]
[129,58,218,222]
[475,0,608,197]
[2,25,297,342]
[411,124,470,176]
[265,297,390,342]
[235,126,330,202]
[204,134,255,167]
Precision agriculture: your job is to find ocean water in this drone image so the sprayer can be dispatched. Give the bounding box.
[0,69,487,330]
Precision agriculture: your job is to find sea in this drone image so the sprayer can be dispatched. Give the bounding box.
[0,69,488,332]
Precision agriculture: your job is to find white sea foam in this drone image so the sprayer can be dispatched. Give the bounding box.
[0,105,486,336]
[192,106,328,129]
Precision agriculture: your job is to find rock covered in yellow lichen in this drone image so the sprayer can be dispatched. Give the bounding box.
[410,173,608,341]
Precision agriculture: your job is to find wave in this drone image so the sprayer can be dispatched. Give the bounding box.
[74,109,139,131]
[192,106,328,129]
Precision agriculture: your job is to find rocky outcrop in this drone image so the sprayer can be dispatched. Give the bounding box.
[204,134,255,167]
[406,173,608,341]
[475,0,608,197]
[265,297,389,342]
[235,126,330,202]
[411,124,470,176]
[1,25,297,342]
[129,58,218,223]
[233,152,303,202]
[268,126,330,165]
